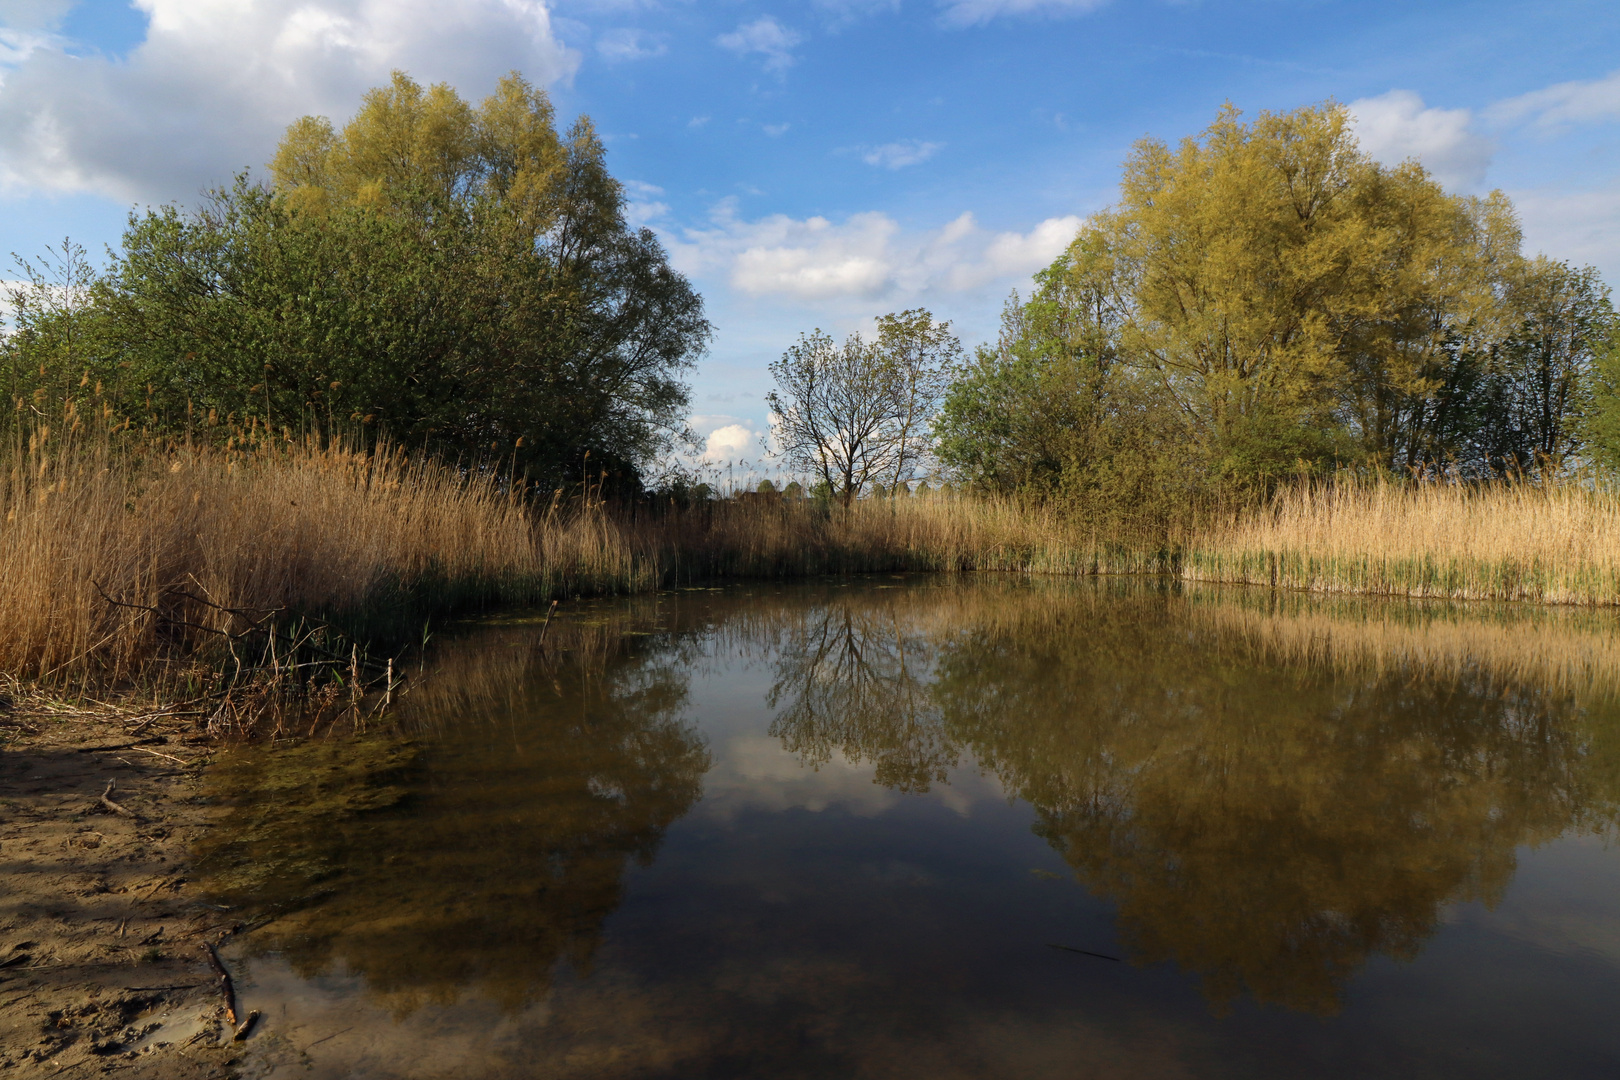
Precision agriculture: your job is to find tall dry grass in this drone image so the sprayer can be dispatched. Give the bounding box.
[1185,477,1620,605]
[0,426,587,687]
[0,425,1156,690]
[14,417,1620,700]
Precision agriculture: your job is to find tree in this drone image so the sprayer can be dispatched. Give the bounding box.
[938,100,1594,517]
[872,309,959,491]
[5,71,709,491]
[767,311,958,507]
[2,239,105,428]
[1478,258,1615,475]
[1579,318,1620,474]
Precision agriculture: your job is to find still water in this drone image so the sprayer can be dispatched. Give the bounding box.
[196,577,1620,1079]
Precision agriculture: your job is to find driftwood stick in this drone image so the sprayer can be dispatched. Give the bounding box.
[77,738,165,754]
[537,600,560,646]
[202,942,238,1024]
[232,1010,260,1041]
[99,780,138,820]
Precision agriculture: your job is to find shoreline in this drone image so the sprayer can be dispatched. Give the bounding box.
[0,705,247,1079]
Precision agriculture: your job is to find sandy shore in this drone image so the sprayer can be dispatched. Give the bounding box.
[0,701,250,1079]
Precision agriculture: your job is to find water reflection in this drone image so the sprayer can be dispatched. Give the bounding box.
[193,579,1620,1078]
[196,609,709,1014]
[764,581,1620,1014]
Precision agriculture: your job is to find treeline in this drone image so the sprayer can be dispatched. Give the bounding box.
[936,104,1618,525]
[3,72,708,493]
[767,103,1619,531]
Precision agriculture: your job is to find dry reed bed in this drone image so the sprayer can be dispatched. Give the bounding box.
[1185,479,1620,605]
[1,434,550,684]
[0,435,1113,687]
[12,428,1620,693]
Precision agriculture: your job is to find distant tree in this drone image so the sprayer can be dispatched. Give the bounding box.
[783,480,805,500]
[767,310,958,507]
[757,478,777,494]
[873,309,959,491]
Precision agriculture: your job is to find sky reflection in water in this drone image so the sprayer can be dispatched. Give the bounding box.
[195,577,1620,1079]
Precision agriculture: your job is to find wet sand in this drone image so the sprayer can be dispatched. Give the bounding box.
[1,703,248,1078]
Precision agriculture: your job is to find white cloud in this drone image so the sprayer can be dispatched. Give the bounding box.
[666,200,1082,303]
[762,122,791,137]
[860,140,943,169]
[595,26,665,62]
[1513,185,1620,278]
[937,0,1108,29]
[1347,90,1494,190]
[0,0,579,204]
[623,181,668,227]
[699,420,764,463]
[716,16,800,75]
[1487,68,1620,131]
[0,1,73,34]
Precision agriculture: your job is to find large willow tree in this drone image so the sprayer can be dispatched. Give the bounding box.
[6,72,708,490]
[938,102,1615,511]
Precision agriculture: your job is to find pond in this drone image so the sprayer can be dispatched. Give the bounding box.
[195,576,1620,1079]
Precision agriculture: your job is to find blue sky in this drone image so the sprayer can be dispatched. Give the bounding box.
[2,0,1618,466]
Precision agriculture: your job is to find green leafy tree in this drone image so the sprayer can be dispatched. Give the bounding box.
[5,71,709,491]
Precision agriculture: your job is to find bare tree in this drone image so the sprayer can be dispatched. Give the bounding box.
[766,310,959,505]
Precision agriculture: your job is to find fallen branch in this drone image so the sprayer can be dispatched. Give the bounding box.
[99,780,138,820]
[201,942,237,1025]
[232,1010,260,1041]
[77,738,166,754]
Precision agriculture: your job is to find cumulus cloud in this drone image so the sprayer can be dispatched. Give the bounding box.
[667,200,1082,303]
[1486,67,1620,131]
[0,0,578,204]
[0,1,72,34]
[937,0,1108,29]
[1347,90,1494,190]
[699,420,765,463]
[595,27,665,62]
[716,16,800,75]
[861,140,943,169]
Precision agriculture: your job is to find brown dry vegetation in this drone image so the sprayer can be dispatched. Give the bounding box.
[8,425,1620,702]
[1189,477,1620,605]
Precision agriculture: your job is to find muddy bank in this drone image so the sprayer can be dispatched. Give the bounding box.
[0,703,248,1079]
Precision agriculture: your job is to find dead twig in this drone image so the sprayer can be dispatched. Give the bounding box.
[126,745,188,766]
[1046,943,1122,962]
[99,780,139,820]
[201,942,237,1024]
[232,1010,261,1041]
[76,737,166,753]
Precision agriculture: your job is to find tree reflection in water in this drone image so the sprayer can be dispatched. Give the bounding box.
[765,596,954,792]
[764,579,1620,1015]
[195,608,710,1015]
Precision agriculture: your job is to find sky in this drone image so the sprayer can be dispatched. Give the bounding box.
[2,0,1619,469]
